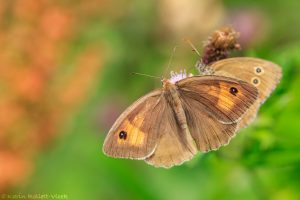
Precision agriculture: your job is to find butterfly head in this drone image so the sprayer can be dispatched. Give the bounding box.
[162,78,172,90]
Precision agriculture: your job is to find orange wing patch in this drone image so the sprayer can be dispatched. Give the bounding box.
[206,83,237,112]
[117,115,146,147]
[217,82,235,111]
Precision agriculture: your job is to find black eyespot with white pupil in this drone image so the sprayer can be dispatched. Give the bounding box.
[256,67,262,73]
[230,87,238,95]
[253,78,259,84]
[119,131,127,140]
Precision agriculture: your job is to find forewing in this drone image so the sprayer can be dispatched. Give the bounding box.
[210,57,282,102]
[103,90,163,159]
[210,57,282,128]
[177,75,258,124]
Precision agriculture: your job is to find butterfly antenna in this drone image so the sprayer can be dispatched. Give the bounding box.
[183,38,201,56]
[163,45,178,78]
[183,38,206,74]
[131,72,161,79]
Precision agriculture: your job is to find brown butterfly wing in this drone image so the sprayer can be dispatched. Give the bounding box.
[177,75,258,124]
[103,89,164,159]
[177,76,257,151]
[181,99,237,152]
[145,97,197,168]
[210,57,282,128]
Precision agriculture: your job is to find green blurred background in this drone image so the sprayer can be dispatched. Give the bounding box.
[0,0,300,199]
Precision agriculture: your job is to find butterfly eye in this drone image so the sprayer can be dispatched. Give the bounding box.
[229,87,238,96]
[119,131,127,140]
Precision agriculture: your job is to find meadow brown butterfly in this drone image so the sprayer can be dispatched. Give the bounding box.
[103,71,259,168]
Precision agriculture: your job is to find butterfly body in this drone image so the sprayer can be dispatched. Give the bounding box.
[162,79,190,132]
[103,71,259,168]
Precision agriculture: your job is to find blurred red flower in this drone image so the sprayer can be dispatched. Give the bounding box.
[0,0,105,192]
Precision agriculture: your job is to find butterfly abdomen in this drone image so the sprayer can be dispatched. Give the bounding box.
[163,82,186,128]
[163,81,197,154]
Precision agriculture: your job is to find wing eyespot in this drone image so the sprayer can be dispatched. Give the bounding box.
[229,87,238,96]
[119,131,127,140]
[255,66,264,75]
[251,77,260,86]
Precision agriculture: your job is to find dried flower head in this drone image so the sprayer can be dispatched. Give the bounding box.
[201,27,241,66]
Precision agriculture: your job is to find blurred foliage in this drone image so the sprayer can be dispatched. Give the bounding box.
[0,0,300,200]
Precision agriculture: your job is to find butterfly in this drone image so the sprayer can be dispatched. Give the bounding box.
[102,55,282,168]
[197,57,282,129]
